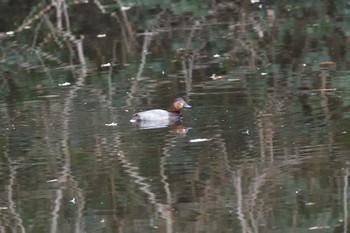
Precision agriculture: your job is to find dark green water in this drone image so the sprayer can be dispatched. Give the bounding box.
[1,1,350,232]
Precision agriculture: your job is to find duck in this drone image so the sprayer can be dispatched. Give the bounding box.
[130,98,191,129]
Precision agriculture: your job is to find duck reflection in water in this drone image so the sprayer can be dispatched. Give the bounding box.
[130,97,191,130]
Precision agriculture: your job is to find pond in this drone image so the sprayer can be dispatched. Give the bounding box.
[1,0,350,232]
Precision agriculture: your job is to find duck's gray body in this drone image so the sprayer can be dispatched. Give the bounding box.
[130,110,182,129]
[130,109,181,122]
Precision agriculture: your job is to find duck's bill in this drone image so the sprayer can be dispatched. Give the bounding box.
[183,102,191,108]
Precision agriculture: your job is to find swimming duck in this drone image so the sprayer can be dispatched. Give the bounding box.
[130,98,191,128]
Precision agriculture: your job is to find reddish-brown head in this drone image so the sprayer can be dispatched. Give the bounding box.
[168,98,191,112]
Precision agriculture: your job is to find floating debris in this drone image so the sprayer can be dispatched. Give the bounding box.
[243,129,249,135]
[121,5,132,11]
[210,74,222,80]
[259,113,273,117]
[305,202,315,206]
[105,122,118,126]
[58,82,71,87]
[101,63,111,67]
[189,138,212,143]
[309,226,330,230]
[227,78,240,82]
[319,61,335,65]
[46,179,58,183]
[38,95,60,98]
[314,88,337,92]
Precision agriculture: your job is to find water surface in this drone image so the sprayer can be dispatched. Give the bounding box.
[1,1,350,233]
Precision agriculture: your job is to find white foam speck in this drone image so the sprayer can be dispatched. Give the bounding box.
[189,138,211,143]
[105,122,118,126]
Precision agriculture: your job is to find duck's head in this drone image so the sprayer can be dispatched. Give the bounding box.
[168,98,191,112]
